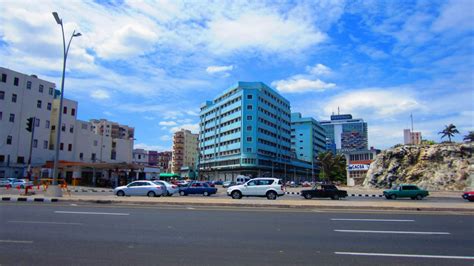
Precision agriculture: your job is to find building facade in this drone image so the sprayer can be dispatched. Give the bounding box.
[157,151,172,173]
[320,114,368,153]
[199,82,313,181]
[290,113,326,165]
[171,129,198,176]
[344,148,379,186]
[403,129,422,145]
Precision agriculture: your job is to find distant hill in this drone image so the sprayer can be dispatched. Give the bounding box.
[364,143,473,191]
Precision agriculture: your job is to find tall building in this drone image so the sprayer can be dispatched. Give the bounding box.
[290,113,326,164]
[320,114,368,153]
[0,67,135,183]
[199,82,312,180]
[171,129,198,176]
[157,151,172,173]
[404,129,422,145]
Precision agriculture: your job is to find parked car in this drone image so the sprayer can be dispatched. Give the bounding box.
[204,181,215,187]
[9,179,33,188]
[0,178,15,187]
[301,184,348,200]
[302,181,312,187]
[179,182,218,196]
[383,184,429,200]
[222,181,236,188]
[152,180,179,196]
[114,181,164,197]
[235,175,251,185]
[227,178,285,200]
[176,180,189,187]
[213,180,224,186]
[462,191,474,202]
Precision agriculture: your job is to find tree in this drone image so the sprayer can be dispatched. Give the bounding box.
[317,151,347,183]
[438,124,459,142]
[464,131,474,142]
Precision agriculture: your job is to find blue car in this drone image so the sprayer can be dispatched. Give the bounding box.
[179,182,218,196]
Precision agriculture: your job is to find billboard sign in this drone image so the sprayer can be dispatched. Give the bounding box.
[347,164,370,171]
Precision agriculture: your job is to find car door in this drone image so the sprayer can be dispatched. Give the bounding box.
[125,182,140,195]
[243,180,259,196]
[257,179,273,195]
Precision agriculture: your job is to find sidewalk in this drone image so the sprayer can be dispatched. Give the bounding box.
[2,192,473,213]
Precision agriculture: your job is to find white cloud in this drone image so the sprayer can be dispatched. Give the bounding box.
[307,63,332,76]
[206,65,234,74]
[272,77,335,93]
[431,0,474,33]
[322,89,421,119]
[134,143,169,151]
[159,135,172,141]
[170,123,199,134]
[206,12,326,54]
[91,90,110,99]
[159,121,178,127]
[357,45,389,60]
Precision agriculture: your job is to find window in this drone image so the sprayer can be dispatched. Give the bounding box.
[27,81,32,89]
[60,143,64,150]
[81,123,88,130]
[1,74,6,83]
[35,118,40,127]
[91,153,96,161]
[0,112,2,120]
[43,140,48,149]
[12,94,17,102]
[33,139,38,148]
[37,100,42,108]
[63,106,67,114]
[69,125,74,133]
[246,148,252,152]
[39,84,44,93]
[247,105,252,110]
[0,155,4,162]
[246,115,252,120]
[45,120,50,128]
[49,87,53,95]
[71,108,76,116]
[246,125,252,131]
[93,140,98,146]
[47,102,52,110]
[9,113,14,122]
[61,123,65,132]
[14,77,19,86]
[51,125,55,131]
[111,151,116,160]
[246,137,252,142]
[68,144,72,151]
[7,136,12,144]
[0,91,4,100]
[247,94,252,99]
[79,153,83,160]
[17,156,24,164]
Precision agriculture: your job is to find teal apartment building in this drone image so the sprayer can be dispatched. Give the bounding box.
[290,113,326,165]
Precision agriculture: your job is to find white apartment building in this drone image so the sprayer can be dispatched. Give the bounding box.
[0,67,135,181]
[132,149,149,165]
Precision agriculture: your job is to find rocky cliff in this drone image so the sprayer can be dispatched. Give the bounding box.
[364,143,473,190]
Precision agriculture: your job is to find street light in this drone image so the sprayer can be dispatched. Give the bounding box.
[48,12,81,197]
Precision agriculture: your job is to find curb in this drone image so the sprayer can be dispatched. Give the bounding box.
[71,189,113,193]
[1,197,58,202]
[285,192,384,198]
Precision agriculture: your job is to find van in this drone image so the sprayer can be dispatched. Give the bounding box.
[235,175,251,185]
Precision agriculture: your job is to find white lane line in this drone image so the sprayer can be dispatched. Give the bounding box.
[331,219,414,222]
[8,220,83,225]
[335,252,474,260]
[54,211,129,216]
[0,240,34,244]
[335,230,450,235]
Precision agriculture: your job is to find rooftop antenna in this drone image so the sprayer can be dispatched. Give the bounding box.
[410,113,414,132]
[337,106,340,115]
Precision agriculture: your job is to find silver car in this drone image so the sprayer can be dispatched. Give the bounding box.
[114,181,164,197]
[153,180,179,196]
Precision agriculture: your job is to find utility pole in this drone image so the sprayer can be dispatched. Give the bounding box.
[410,113,414,132]
[26,117,35,180]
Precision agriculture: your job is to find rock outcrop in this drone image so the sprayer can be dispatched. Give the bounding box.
[364,143,473,190]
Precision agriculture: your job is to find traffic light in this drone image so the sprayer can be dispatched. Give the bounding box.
[26,117,34,132]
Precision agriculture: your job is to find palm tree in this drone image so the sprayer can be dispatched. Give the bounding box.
[317,151,347,183]
[464,131,474,142]
[438,124,459,142]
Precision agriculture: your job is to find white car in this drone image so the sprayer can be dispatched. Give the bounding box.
[227,178,285,200]
[9,179,33,188]
[153,180,179,196]
[114,180,164,197]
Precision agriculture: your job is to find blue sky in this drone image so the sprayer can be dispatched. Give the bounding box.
[1,0,473,150]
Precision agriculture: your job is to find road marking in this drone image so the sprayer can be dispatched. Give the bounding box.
[335,252,474,260]
[335,230,450,235]
[0,240,34,244]
[331,218,415,222]
[8,220,83,225]
[54,211,129,216]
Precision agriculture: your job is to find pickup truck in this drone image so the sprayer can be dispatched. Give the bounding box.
[383,184,429,200]
[300,184,348,200]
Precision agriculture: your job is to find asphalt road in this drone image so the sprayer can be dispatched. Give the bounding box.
[1,202,473,265]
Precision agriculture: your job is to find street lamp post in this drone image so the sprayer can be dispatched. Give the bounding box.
[48,12,81,197]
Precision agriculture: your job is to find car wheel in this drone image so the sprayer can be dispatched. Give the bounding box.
[147,191,156,197]
[231,191,242,199]
[411,197,416,200]
[468,198,474,202]
[304,193,312,200]
[167,192,173,196]
[331,194,340,200]
[116,190,125,197]
[390,194,397,200]
[179,191,186,196]
[266,191,277,200]
[203,191,210,196]
[416,194,423,200]
[384,195,390,199]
